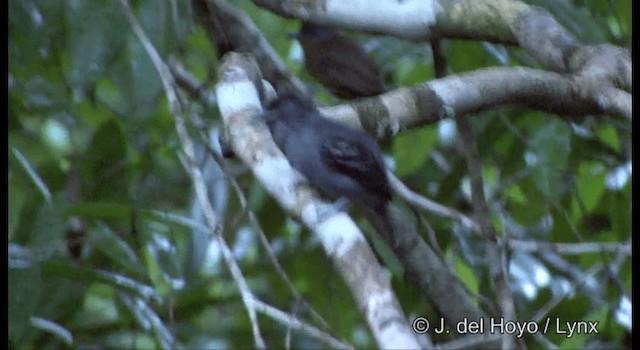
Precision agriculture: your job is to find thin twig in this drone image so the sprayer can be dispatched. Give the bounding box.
[169,58,340,335]
[431,38,517,348]
[168,59,217,107]
[12,148,53,204]
[252,299,354,350]
[118,1,266,348]
[388,172,481,234]
[508,239,631,256]
[455,114,516,349]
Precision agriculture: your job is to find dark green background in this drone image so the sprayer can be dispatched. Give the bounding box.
[8,0,631,349]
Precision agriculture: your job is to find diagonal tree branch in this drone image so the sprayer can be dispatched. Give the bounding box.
[214,51,422,350]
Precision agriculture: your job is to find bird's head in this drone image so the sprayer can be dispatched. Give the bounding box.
[262,91,316,125]
[294,22,338,43]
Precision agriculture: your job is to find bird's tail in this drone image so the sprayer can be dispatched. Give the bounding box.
[361,203,396,249]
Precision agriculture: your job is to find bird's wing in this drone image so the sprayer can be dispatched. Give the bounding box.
[320,135,390,199]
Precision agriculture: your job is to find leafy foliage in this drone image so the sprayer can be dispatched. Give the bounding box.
[9,0,630,349]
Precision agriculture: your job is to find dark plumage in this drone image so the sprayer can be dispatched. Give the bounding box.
[295,22,387,100]
[261,92,393,241]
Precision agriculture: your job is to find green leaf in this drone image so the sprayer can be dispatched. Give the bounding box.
[29,199,68,249]
[392,126,437,176]
[508,177,546,226]
[605,190,631,240]
[89,224,146,276]
[22,76,66,110]
[66,202,133,219]
[72,284,119,329]
[42,260,160,303]
[527,120,571,201]
[67,0,127,90]
[526,0,609,43]
[575,162,606,213]
[144,233,185,294]
[9,265,42,344]
[30,316,73,346]
[8,172,26,240]
[394,58,431,85]
[118,293,175,349]
[12,147,52,204]
[448,41,496,72]
[82,119,129,202]
[142,210,210,234]
[506,184,526,204]
[595,124,620,153]
[454,257,479,295]
[615,0,631,43]
[128,37,163,113]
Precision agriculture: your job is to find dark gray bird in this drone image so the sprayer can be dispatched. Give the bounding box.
[262,92,393,242]
[295,22,387,100]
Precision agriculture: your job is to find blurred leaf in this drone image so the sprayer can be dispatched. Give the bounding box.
[105,331,156,350]
[43,260,160,303]
[505,184,526,204]
[8,172,26,240]
[82,119,129,202]
[454,257,479,296]
[527,120,571,201]
[128,37,163,114]
[72,284,120,329]
[144,233,185,295]
[524,0,609,43]
[118,293,175,349]
[392,127,437,176]
[30,316,73,346]
[595,124,620,153]
[89,224,146,276]
[575,161,606,213]
[66,202,133,219]
[12,147,52,204]
[9,0,67,80]
[614,0,631,45]
[509,177,546,227]
[550,204,576,242]
[394,58,431,85]
[603,190,631,240]
[95,78,128,116]
[9,265,42,343]
[142,210,210,234]
[448,41,496,72]
[67,0,127,91]
[29,199,68,249]
[22,76,67,110]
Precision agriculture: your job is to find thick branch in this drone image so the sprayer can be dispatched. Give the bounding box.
[508,240,632,256]
[319,66,630,139]
[253,0,631,122]
[214,52,421,350]
[252,0,437,40]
